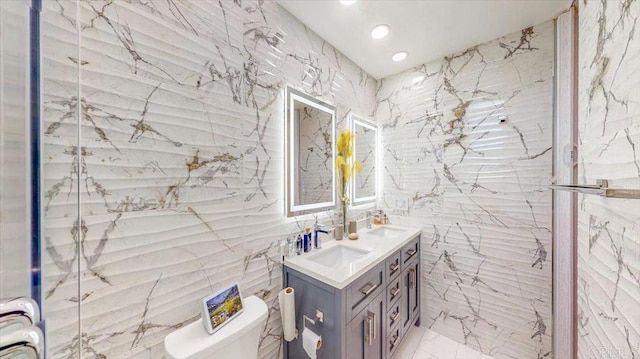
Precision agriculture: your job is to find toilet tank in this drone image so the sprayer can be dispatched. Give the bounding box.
[164,295,269,359]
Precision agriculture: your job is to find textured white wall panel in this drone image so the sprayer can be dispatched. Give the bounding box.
[375,21,555,359]
[577,1,640,358]
[41,1,377,358]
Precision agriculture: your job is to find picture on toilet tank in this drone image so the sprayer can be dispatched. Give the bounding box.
[202,283,244,335]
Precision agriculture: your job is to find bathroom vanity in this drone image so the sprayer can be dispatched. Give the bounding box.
[283,225,421,359]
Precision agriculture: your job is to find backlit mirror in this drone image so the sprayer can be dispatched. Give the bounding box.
[285,87,336,217]
[351,116,377,204]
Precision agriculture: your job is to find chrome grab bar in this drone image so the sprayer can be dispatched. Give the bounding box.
[0,345,39,359]
[0,326,44,359]
[0,298,40,330]
[0,298,43,359]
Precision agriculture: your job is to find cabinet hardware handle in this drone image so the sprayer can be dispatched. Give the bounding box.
[409,268,416,289]
[360,282,378,296]
[389,263,399,273]
[364,313,370,345]
[390,334,400,348]
[371,311,376,341]
[365,311,375,345]
[406,248,417,258]
[390,287,400,298]
[390,311,400,323]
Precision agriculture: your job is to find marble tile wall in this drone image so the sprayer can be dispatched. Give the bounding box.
[374,21,555,359]
[40,1,376,358]
[577,1,640,358]
[354,123,376,200]
[297,106,333,205]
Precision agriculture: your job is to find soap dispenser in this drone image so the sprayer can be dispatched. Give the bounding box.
[303,227,312,253]
[296,234,303,255]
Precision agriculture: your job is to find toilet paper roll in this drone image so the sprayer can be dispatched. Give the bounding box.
[302,327,322,359]
[278,287,296,342]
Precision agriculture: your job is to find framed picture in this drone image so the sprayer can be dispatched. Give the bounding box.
[201,283,245,335]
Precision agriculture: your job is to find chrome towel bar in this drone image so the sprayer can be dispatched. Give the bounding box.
[550,179,640,199]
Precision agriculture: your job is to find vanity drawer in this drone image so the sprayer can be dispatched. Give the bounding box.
[385,251,401,281]
[401,237,419,268]
[386,276,401,307]
[346,263,384,321]
[387,323,403,358]
[387,301,401,330]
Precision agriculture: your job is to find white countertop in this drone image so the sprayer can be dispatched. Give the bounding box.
[284,225,421,289]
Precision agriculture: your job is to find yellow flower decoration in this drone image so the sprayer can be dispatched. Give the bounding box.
[336,155,346,171]
[335,129,362,206]
[353,160,363,175]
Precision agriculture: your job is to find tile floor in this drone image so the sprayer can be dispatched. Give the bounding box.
[392,327,493,359]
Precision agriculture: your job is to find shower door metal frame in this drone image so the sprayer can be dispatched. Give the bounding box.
[553,5,578,359]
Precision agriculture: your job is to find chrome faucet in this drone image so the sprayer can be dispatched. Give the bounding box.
[313,224,329,249]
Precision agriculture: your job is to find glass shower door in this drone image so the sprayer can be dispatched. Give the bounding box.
[0,0,45,358]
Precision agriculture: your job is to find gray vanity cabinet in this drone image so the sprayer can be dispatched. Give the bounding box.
[283,235,420,359]
[346,292,384,359]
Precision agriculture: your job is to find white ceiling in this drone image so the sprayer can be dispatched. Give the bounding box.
[277,0,571,79]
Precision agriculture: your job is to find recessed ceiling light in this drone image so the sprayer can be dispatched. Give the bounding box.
[392,51,408,62]
[340,0,356,5]
[371,24,390,39]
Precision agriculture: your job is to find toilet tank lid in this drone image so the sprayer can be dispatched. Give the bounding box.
[164,295,268,359]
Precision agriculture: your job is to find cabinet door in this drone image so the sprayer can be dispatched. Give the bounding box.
[401,258,419,333]
[407,258,420,322]
[347,293,384,359]
[400,266,411,333]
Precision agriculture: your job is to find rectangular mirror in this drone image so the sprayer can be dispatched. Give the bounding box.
[285,87,336,217]
[351,116,377,204]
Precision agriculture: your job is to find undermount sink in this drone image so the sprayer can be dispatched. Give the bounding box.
[367,226,406,238]
[306,245,371,268]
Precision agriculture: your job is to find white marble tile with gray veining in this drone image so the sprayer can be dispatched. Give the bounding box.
[375,21,555,359]
[577,1,640,358]
[41,1,377,358]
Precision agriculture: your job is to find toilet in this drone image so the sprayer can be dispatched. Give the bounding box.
[164,295,268,359]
